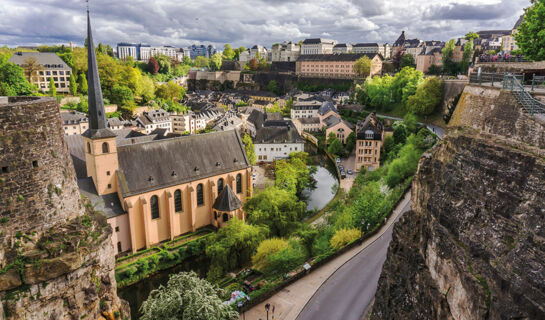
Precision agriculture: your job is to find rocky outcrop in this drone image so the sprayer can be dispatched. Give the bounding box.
[372,129,545,319]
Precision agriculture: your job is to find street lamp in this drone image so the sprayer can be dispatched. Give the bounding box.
[265,303,271,320]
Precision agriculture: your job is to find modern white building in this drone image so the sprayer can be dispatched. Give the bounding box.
[301,38,337,55]
[140,46,184,61]
[333,43,353,54]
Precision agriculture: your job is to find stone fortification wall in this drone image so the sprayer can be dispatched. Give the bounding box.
[0,97,84,237]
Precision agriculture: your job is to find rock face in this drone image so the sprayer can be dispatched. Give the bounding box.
[0,97,128,319]
[372,130,545,319]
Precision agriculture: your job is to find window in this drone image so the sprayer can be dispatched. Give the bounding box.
[217,178,225,194]
[150,195,159,219]
[107,184,111,189]
[115,226,119,232]
[196,183,204,205]
[236,174,242,194]
[117,242,122,253]
[174,189,182,212]
[106,171,110,176]
[223,213,229,222]
[102,142,109,153]
[87,142,91,153]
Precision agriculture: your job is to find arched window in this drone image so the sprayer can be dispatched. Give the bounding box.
[223,213,229,222]
[174,189,182,212]
[236,174,242,194]
[150,195,159,219]
[102,142,109,154]
[87,142,91,154]
[196,183,204,206]
[217,178,224,194]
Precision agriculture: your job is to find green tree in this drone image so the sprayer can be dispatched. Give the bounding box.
[242,134,256,165]
[194,56,210,68]
[442,39,458,75]
[136,75,155,102]
[223,44,235,60]
[244,186,306,237]
[403,112,419,133]
[393,124,408,145]
[353,55,371,77]
[110,85,134,106]
[78,73,88,94]
[274,152,311,194]
[48,77,56,96]
[210,52,223,71]
[268,80,279,95]
[330,228,362,249]
[328,138,344,158]
[385,141,421,187]
[259,239,307,275]
[399,54,416,69]
[407,77,442,115]
[252,238,288,271]
[156,81,184,101]
[515,0,545,61]
[460,32,478,73]
[140,271,238,320]
[155,54,172,74]
[0,62,34,95]
[345,131,356,153]
[69,73,77,95]
[205,219,268,278]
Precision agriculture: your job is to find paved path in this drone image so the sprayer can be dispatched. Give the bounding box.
[296,198,411,320]
[374,113,445,138]
[243,191,412,320]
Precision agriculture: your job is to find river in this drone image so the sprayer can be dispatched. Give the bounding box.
[301,166,338,211]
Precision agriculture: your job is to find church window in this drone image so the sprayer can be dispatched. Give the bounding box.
[150,195,159,219]
[102,142,109,154]
[174,189,182,212]
[197,184,204,205]
[236,174,242,194]
[217,178,224,194]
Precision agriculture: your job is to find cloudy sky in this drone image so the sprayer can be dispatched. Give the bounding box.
[0,0,529,49]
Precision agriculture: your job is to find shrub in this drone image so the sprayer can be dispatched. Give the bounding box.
[330,229,362,250]
[263,239,307,275]
[252,238,289,271]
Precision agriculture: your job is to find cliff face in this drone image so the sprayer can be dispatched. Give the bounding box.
[372,130,545,319]
[0,97,128,319]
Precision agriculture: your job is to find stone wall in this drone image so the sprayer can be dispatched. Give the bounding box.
[440,80,466,121]
[0,97,128,319]
[0,97,84,237]
[474,61,545,74]
[449,84,545,149]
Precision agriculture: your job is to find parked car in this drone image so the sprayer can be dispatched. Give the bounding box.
[340,171,346,179]
[336,158,341,163]
[347,169,353,175]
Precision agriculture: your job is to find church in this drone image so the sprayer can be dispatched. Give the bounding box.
[68,11,252,255]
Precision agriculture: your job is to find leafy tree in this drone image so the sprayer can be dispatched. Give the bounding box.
[0,62,34,95]
[110,85,134,106]
[22,56,43,82]
[233,46,246,60]
[194,56,210,68]
[407,77,442,115]
[274,152,311,194]
[345,131,357,153]
[442,39,458,75]
[248,58,259,71]
[399,54,416,69]
[244,186,306,237]
[391,50,403,70]
[330,228,361,249]
[48,77,56,96]
[353,55,371,77]
[210,52,223,71]
[460,32,478,73]
[268,80,279,95]
[515,0,545,61]
[252,238,288,271]
[140,271,238,320]
[78,73,88,94]
[391,67,423,103]
[136,75,155,102]
[385,141,421,187]
[403,112,419,133]
[260,239,307,275]
[360,74,394,109]
[156,81,184,101]
[381,135,396,160]
[69,73,77,95]
[147,57,159,75]
[427,64,442,75]
[242,134,256,165]
[328,138,344,158]
[155,54,172,74]
[205,219,268,278]
[223,44,235,60]
[393,124,408,145]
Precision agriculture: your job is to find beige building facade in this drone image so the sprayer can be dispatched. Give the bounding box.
[296,53,382,79]
[9,52,72,93]
[355,113,384,171]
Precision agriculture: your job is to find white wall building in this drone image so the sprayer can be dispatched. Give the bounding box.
[254,124,305,162]
[271,42,301,62]
[301,38,337,55]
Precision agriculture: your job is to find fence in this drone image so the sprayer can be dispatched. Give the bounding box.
[503,74,545,115]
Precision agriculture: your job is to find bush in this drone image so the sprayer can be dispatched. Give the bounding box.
[252,238,289,272]
[330,229,362,250]
[263,239,307,275]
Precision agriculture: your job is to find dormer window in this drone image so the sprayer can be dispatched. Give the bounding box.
[365,130,374,140]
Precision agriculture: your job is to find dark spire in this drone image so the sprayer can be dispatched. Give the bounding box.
[83,3,115,139]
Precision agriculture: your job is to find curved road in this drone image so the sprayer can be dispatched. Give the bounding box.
[296,199,412,320]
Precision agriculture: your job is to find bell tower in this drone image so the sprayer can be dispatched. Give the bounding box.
[82,7,118,195]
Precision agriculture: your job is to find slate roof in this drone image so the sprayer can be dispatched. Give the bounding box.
[247,109,265,129]
[8,52,71,69]
[298,117,320,124]
[323,115,355,130]
[212,185,242,212]
[297,53,379,62]
[302,38,335,44]
[318,101,338,116]
[356,112,383,140]
[255,123,304,144]
[513,14,524,30]
[353,43,379,47]
[116,130,250,197]
[393,31,406,47]
[334,44,349,48]
[61,111,88,124]
[266,112,283,121]
[78,178,125,219]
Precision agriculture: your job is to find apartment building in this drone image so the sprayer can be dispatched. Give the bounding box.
[333,43,353,54]
[60,111,88,135]
[296,53,382,79]
[9,52,72,93]
[254,122,304,162]
[301,38,337,55]
[137,109,172,134]
[355,113,384,172]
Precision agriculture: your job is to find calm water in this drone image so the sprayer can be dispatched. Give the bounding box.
[302,166,338,211]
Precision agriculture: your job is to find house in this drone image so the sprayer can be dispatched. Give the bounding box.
[333,43,352,54]
[9,52,72,93]
[317,101,339,124]
[416,47,443,73]
[137,109,172,134]
[70,16,252,255]
[291,99,323,119]
[271,42,301,62]
[300,38,337,55]
[213,111,243,132]
[355,113,384,171]
[296,53,382,79]
[254,122,305,162]
[60,111,88,135]
[324,116,354,144]
[245,109,265,138]
[293,117,321,133]
[250,45,268,60]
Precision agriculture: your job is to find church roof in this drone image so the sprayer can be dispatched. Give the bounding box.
[116,130,250,197]
[213,185,242,212]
